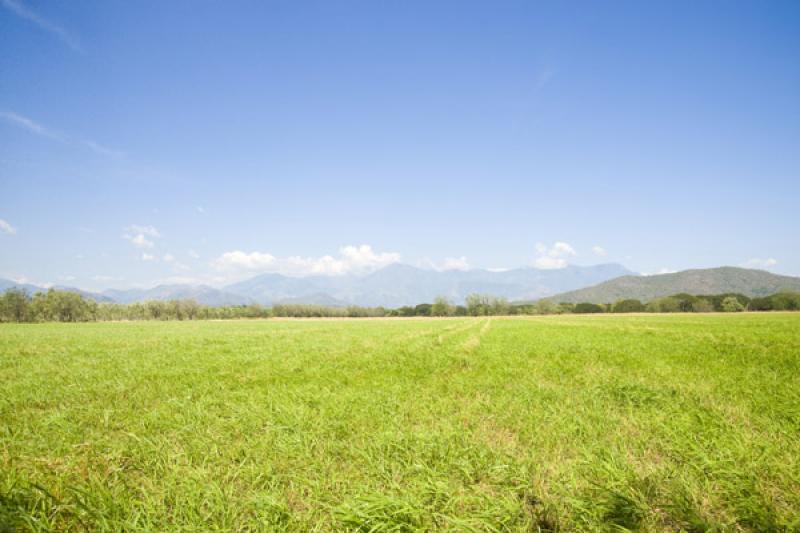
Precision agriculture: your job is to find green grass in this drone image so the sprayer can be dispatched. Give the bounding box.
[1,314,799,531]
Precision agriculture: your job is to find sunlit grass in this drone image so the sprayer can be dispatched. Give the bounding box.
[1,314,799,531]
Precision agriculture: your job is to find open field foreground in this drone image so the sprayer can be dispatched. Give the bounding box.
[1,315,799,531]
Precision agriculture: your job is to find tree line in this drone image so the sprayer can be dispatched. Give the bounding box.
[1,287,799,323]
[509,292,800,315]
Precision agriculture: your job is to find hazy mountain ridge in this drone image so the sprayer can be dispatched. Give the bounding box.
[102,285,250,306]
[541,267,800,304]
[0,263,634,307]
[0,279,113,303]
[221,263,635,307]
[4,265,799,307]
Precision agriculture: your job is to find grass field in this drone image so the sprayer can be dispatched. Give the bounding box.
[1,314,799,531]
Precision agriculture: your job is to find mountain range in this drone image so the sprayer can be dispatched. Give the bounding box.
[3,264,799,308]
[1,263,633,307]
[541,267,800,304]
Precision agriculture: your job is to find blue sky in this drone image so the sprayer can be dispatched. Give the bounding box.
[1,0,798,290]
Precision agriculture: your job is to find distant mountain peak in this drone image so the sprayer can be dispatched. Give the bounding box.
[542,267,800,303]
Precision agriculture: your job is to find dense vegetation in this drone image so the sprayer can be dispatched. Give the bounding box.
[1,287,799,322]
[1,315,798,530]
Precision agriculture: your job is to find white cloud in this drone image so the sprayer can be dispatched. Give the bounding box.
[188,249,200,259]
[131,234,154,248]
[127,225,160,237]
[141,253,155,261]
[534,256,568,269]
[10,276,52,288]
[1,0,82,51]
[441,257,470,271]
[591,246,608,257]
[741,258,777,270]
[212,244,400,277]
[641,268,677,276]
[123,225,160,249]
[338,245,401,272]
[533,241,576,269]
[418,257,471,272]
[487,267,511,273]
[58,275,76,282]
[213,251,276,271]
[0,218,17,235]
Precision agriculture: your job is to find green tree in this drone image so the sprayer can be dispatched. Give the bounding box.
[397,306,415,317]
[535,300,557,315]
[769,292,800,311]
[574,302,604,314]
[414,303,432,316]
[721,296,745,312]
[0,288,30,322]
[691,299,714,313]
[465,294,490,316]
[612,299,645,313]
[557,302,575,314]
[431,296,455,317]
[647,297,681,313]
[671,293,698,312]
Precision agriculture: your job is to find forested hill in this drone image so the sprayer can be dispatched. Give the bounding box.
[539,267,800,304]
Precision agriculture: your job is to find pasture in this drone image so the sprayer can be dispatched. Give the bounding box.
[1,314,799,531]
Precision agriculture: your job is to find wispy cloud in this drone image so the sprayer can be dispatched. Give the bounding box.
[127,225,160,238]
[591,246,608,257]
[741,258,778,270]
[0,218,17,235]
[83,140,124,158]
[533,241,576,269]
[93,275,124,282]
[419,256,471,271]
[0,111,64,141]
[9,275,52,288]
[641,268,677,276]
[1,110,123,157]
[439,256,470,271]
[1,0,82,51]
[123,225,161,250]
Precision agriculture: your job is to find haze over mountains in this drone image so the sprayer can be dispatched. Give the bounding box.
[224,263,633,307]
[4,264,800,308]
[1,263,633,307]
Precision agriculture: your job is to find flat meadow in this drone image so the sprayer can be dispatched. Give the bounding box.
[1,314,799,531]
